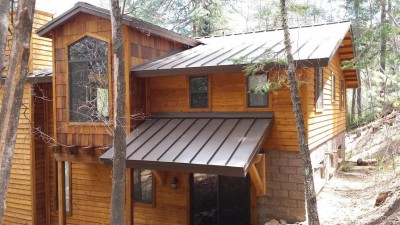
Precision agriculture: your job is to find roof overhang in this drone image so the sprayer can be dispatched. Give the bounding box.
[36,2,199,47]
[132,58,330,77]
[1,70,52,85]
[100,112,273,177]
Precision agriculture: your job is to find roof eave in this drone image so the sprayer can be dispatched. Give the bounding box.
[131,58,330,77]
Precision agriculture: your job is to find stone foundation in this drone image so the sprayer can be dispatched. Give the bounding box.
[257,132,345,224]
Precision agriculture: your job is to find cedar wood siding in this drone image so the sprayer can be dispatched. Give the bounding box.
[49,12,184,225]
[2,11,53,225]
[307,52,347,151]
[1,85,33,225]
[4,10,53,75]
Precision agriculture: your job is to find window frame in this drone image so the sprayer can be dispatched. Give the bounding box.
[246,73,269,108]
[66,33,112,125]
[315,67,324,111]
[340,80,345,110]
[188,75,210,110]
[55,160,72,216]
[132,168,156,207]
[331,72,335,103]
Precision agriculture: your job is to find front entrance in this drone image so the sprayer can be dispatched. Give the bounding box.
[191,174,250,225]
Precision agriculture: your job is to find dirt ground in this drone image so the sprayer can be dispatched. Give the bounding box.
[316,113,400,225]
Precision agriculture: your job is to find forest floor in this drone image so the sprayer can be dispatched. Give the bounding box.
[316,111,400,225]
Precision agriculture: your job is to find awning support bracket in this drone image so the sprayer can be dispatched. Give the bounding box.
[249,153,266,196]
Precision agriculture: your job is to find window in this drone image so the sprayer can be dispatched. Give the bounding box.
[340,80,345,109]
[55,161,71,214]
[68,36,109,122]
[331,72,335,102]
[133,169,153,203]
[247,74,268,108]
[189,76,208,108]
[315,67,324,110]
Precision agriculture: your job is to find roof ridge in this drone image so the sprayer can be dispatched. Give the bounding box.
[196,20,351,39]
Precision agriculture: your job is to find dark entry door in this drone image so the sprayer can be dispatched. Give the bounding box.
[191,174,250,225]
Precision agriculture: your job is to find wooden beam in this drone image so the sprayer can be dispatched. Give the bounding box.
[249,164,264,196]
[53,146,109,164]
[64,145,77,155]
[81,146,94,156]
[252,154,263,164]
[57,161,66,225]
[152,170,165,185]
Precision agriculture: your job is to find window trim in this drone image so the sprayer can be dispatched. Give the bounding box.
[315,67,324,112]
[340,80,345,110]
[331,72,335,103]
[188,75,211,111]
[246,73,269,108]
[132,168,156,207]
[65,33,112,125]
[55,160,72,216]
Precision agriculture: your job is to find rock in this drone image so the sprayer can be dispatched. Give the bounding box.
[375,191,392,206]
[279,219,287,225]
[264,219,280,225]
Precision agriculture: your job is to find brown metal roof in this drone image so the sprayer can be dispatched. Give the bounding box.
[132,21,352,77]
[100,112,273,177]
[36,2,200,47]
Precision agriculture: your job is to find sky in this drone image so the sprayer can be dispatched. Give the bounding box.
[36,0,106,16]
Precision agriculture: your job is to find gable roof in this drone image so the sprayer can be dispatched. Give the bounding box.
[36,2,200,47]
[132,21,355,80]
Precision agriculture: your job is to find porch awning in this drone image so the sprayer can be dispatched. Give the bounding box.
[100,112,273,177]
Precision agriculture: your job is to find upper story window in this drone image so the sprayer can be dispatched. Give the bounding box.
[68,36,109,122]
[189,76,208,108]
[133,169,153,204]
[247,74,268,108]
[315,67,324,110]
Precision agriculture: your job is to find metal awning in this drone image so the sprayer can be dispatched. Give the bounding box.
[100,112,273,177]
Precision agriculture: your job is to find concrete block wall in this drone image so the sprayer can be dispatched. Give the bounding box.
[258,132,346,224]
[258,150,306,224]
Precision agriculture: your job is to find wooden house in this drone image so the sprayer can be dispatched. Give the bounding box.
[3,1,358,225]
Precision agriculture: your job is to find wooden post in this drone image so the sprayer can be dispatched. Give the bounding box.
[125,169,132,225]
[57,160,66,225]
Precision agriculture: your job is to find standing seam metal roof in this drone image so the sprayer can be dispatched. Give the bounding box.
[132,21,352,77]
[100,112,273,177]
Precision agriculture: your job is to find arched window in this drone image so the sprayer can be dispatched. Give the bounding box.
[68,36,109,122]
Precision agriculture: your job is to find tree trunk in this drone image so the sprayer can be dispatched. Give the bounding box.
[379,0,387,102]
[279,0,320,224]
[351,88,356,123]
[0,0,36,223]
[0,0,10,77]
[109,0,127,224]
[357,87,361,119]
[353,0,362,120]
